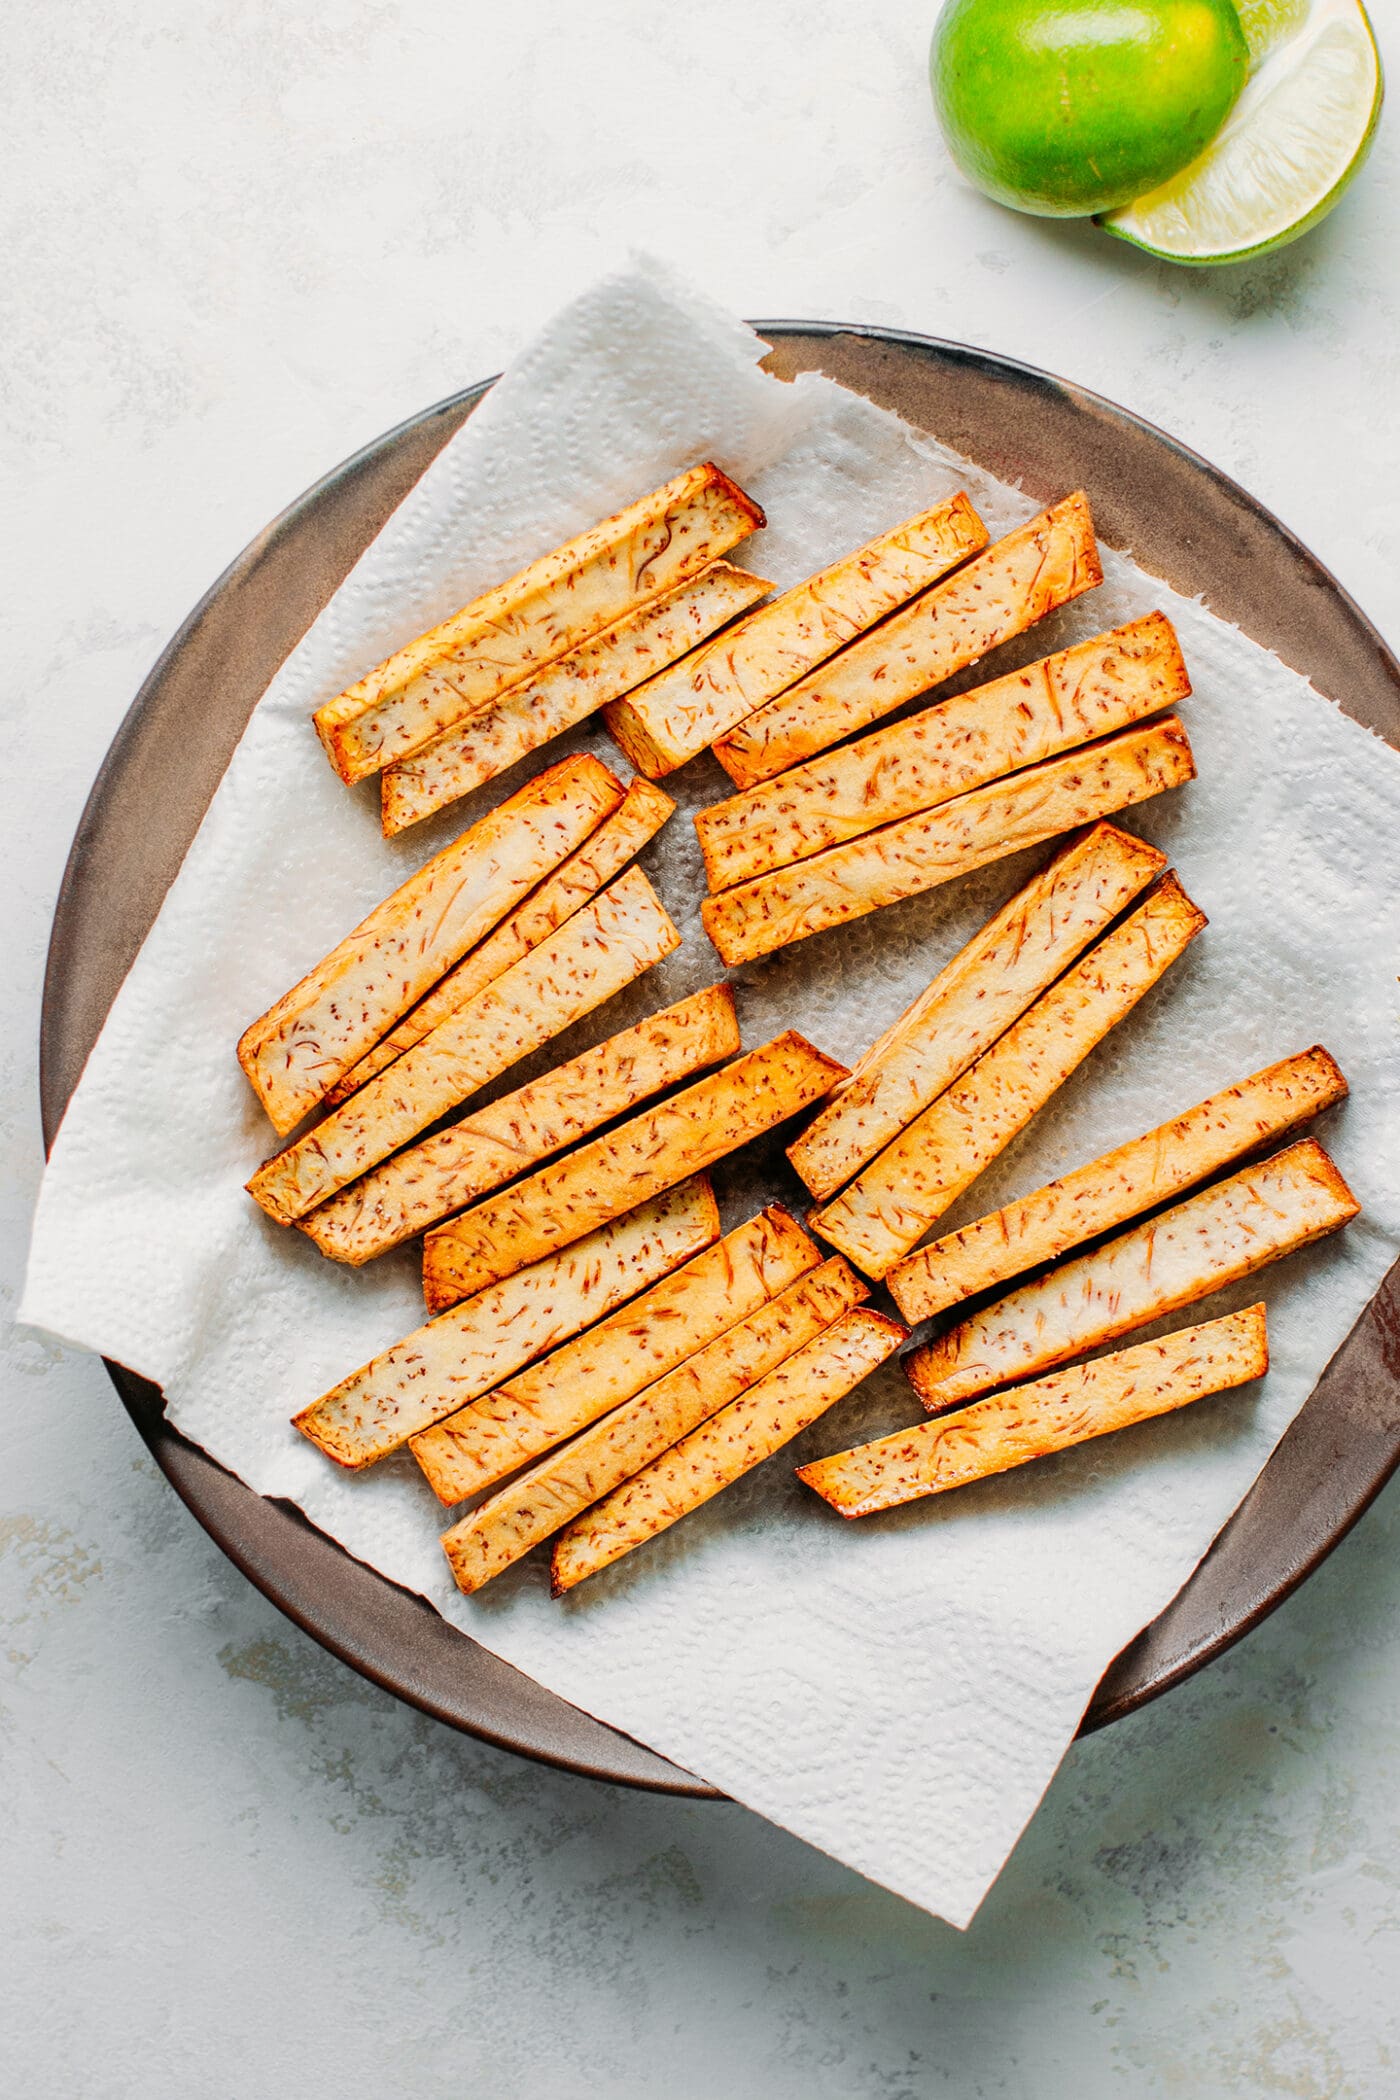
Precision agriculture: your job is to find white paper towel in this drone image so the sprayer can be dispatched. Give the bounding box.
[22,260,1400,1927]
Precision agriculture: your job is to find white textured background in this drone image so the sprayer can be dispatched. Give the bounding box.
[7,2,1400,2092]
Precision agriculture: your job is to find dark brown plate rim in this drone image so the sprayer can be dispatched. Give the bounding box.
[39,321,1400,1796]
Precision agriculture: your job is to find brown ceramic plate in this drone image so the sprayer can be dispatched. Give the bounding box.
[40,324,1400,1794]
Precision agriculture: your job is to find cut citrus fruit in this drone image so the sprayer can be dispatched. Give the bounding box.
[1101,0,1383,263]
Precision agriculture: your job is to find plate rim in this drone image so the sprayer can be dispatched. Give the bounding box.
[39,318,1400,1789]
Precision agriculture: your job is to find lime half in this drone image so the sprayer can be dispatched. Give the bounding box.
[1101,0,1383,263]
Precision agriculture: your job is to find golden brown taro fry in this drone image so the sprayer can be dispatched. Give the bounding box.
[238,752,622,1133]
[905,1139,1358,1415]
[292,1179,721,1469]
[711,491,1101,789]
[419,1031,849,1311]
[315,462,764,784]
[602,492,988,778]
[701,717,1196,968]
[798,1306,1269,1518]
[888,1046,1348,1322]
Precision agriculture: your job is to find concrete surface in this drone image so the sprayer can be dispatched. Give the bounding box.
[6,3,1400,2092]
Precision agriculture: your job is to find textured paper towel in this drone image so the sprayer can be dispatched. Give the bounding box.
[23,261,1400,1927]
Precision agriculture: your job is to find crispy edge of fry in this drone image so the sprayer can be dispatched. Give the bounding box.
[808,872,1208,1278]
[419,1031,851,1312]
[694,611,1189,891]
[292,1177,722,1469]
[601,492,991,777]
[379,564,771,834]
[247,865,680,1225]
[905,1137,1359,1414]
[411,1203,825,1504]
[701,717,1197,968]
[786,821,1168,1201]
[237,752,623,1132]
[439,1256,870,1589]
[324,776,677,1105]
[596,692,676,780]
[315,464,766,783]
[798,1305,1269,1517]
[887,1046,1349,1322]
[302,984,741,1265]
[549,1306,909,1592]
[711,490,1102,789]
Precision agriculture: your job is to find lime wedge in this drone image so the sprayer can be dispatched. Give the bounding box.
[1101,0,1383,264]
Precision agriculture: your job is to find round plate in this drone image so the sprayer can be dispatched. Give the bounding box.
[40,324,1400,1795]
